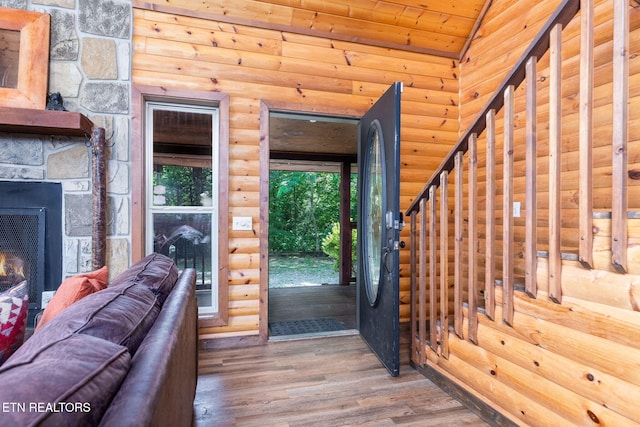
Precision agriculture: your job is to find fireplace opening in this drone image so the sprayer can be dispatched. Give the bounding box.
[0,182,62,327]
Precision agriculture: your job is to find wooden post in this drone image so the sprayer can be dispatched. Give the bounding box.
[503,86,515,326]
[579,0,594,269]
[549,24,563,304]
[440,171,449,358]
[525,57,538,298]
[419,201,427,365]
[454,152,464,338]
[611,0,628,274]
[429,185,438,353]
[339,161,352,285]
[91,126,107,270]
[410,211,419,364]
[468,134,478,343]
[485,110,496,320]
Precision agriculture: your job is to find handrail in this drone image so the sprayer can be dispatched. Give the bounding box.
[405,0,580,215]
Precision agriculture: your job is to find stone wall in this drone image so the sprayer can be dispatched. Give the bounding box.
[0,0,132,281]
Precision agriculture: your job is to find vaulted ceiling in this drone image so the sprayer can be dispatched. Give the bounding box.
[141,0,489,58]
[244,0,490,58]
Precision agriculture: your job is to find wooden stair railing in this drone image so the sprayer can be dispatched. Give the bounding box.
[406,0,632,363]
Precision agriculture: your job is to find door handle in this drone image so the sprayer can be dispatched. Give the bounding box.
[382,246,393,274]
[382,248,390,274]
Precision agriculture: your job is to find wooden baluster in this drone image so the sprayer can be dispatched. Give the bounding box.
[485,110,496,320]
[454,152,464,338]
[418,201,427,365]
[429,185,438,353]
[579,0,594,269]
[410,211,419,365]
[612,0,628,273]
[525,57,538,298]
[440,172,449,358]
[468,134,478,343]
[503,85,515,326]
[549,23,563,304]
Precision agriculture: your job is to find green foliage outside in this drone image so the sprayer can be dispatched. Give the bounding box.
[153,165,213,206]
[269,170,357,256]
[321,222,357,271]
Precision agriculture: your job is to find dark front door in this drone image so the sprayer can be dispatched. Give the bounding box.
[357,82,402,376]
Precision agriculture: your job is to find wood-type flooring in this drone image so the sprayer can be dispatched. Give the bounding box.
[194,330,489,426]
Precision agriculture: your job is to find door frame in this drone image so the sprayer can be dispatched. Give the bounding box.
[258,100,366,343]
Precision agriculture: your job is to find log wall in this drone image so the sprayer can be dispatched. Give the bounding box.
[131,2,460,341]
[409,0,640,424]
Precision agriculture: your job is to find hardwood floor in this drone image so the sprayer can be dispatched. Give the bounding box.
[194,331,490,426]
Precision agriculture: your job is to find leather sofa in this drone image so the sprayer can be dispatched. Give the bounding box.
[0,253,198,426]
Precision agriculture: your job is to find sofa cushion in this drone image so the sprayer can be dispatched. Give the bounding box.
[34,280,162,356]
[0,333,130,426]
[109,253,178,307]
[35,266,109,331]
[31,253,178,356]
[0,281,29,364]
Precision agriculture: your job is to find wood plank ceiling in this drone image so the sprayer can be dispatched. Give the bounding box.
[254,0,489,57]
[147,0,489,58]
[269,114,359,171]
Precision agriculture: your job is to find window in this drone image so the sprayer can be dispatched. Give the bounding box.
[145,102,220,316]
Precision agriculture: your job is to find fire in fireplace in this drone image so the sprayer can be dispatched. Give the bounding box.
[0,182,62,327]
[0,252,26,289]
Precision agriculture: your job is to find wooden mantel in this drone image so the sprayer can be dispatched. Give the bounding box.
[0,106,94,137]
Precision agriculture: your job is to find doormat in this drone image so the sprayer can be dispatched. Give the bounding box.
[269,318,345,336]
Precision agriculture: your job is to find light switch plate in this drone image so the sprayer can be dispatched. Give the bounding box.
[513,202,521,218]
[41,291,55,309]
[232,216,253,231]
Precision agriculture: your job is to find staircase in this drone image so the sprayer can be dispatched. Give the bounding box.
[405,0,637,364]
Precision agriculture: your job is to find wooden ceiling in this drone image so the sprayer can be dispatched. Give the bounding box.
[269,114,358,164]
[153,109,212,155]
[246,0,490,57]
[139,0,489,58]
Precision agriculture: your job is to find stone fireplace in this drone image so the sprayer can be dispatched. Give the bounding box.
[0,124,130,299]
[0,181,62,325]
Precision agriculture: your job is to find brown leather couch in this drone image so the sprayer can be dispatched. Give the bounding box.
[0,253,198,427]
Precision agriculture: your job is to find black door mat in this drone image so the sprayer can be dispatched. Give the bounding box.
[269,318,345,336]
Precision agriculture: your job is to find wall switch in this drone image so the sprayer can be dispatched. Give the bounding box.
[232,216,253,231]
[513,202,521,218]
[41,291,55,309]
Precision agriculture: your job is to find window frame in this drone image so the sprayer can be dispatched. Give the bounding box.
[146,101,219,315]
[132,85,229,327]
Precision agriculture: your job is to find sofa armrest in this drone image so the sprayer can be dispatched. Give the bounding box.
[99,268,198,427]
